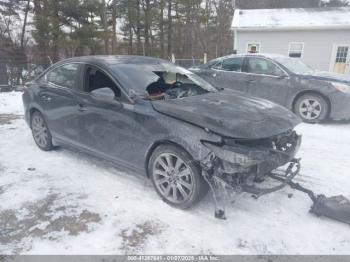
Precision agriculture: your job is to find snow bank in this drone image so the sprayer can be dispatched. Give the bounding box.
[0,91,24,115]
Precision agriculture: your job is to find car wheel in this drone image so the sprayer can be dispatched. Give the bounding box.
[31,111,54,151]
[148,144,208,209]
[294,93,328,123]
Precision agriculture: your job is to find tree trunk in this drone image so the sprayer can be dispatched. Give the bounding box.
[33,0,49,65]
[20,0,30,50]
[17,0,31,84]
[167,0,172,57]
[51,0,60,61]
[136,0,141,55]
[111,0,117,54]
[127,0,133,54]
[184,2,192,57]
[159,0,165,58]
[144,0,151,56]
[0,61,8,86]
[101,0,109,54]
[174,1,181,56]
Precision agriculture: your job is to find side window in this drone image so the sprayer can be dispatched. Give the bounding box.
[211,60,222,69]
[245,57,283,76]
[85,67,121,98]
[46,64,79,89]
[221,57,243,72]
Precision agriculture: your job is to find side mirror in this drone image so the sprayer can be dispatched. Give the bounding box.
[91,87,115,102]
[277,72,289,79]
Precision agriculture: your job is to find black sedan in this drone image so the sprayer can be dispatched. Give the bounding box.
[190,54,350,123]
[23,56,301,214]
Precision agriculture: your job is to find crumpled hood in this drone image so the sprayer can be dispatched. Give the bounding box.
[300,71,350,84]
[151,90,301,139]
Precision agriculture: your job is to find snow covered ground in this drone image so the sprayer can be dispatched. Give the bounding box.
[0,91,349,254]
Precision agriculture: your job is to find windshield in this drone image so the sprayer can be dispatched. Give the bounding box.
[274,57,314,75]
[111,62,218,100]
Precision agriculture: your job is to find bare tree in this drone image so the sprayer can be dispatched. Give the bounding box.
[159,0,165,57]
[167,0,172,57]
[144,0,151,55]
[111,0,118,54]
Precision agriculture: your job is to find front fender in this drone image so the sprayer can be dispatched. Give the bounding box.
[144,117,223,175]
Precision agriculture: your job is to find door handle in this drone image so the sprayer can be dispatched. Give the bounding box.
[77,104,87,112]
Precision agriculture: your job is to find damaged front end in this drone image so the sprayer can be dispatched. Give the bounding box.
[200,130,302,219]
[200,130,350,226]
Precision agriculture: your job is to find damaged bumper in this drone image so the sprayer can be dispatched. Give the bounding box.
[246,158,300,198]
[199,130,350,226]
[199,130,302,219]
[201,130,301,182]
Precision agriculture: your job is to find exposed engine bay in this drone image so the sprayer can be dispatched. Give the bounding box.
[200,130,302,219]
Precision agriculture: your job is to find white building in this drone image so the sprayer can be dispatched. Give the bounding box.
[231,7,350,74]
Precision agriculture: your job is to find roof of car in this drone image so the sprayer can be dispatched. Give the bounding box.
[215,53,287,60]
[56,55,170,67]
[246,53,288,59]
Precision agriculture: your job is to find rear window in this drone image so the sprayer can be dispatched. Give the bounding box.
[46,64,79,89]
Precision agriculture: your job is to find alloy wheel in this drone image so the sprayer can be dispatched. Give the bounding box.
[299,98,322,120]
[153,153,194,204]
[31,114,50,148]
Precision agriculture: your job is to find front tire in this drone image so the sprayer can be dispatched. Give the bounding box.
[294,93,328,123]
[30,111,54,151]
[148,144,208,209]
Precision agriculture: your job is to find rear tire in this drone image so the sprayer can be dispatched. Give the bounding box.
[30,111,54,151]
[148,144,208,209]
[294,93,328,123]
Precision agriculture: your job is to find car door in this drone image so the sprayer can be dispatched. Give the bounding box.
[209,57,249,92]
[76,65,148,171]
[37,63,83,145]
[243,57,291,106]
[195,57,249,92]
[191,59,221,84]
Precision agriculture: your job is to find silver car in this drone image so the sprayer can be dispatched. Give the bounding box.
[190,53,350,123]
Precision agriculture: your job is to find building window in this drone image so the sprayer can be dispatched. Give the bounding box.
[335,46,349,63]
[289,42,304,58]
[247,43,260,53]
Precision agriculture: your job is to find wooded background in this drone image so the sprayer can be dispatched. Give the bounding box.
[0,0,349,86]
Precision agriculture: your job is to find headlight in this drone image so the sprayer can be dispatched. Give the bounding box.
[330,82,350,94]
[201,141,258,167]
